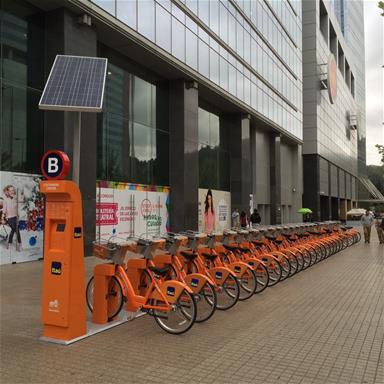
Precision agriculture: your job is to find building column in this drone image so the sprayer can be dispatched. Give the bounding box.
[169,80,199,231]
[224,114,251,214]
[270,134,282,224]
[303,154,320,221]
[44,8,97,254]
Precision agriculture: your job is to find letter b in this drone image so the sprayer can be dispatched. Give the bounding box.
[48,157,59,173]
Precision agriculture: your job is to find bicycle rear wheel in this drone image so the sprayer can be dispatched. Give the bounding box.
[86,276,124,321]
[153,289,197,334]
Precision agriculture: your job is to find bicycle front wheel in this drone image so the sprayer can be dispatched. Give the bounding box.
[254,263,269,293]
[238,267,257,301]
[153,289,197,334]
[215,274,240,310]
[194,282,217,323]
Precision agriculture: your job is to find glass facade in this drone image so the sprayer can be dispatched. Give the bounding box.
[97,62,169,186]
[198,107,229,191]
[92,0,303,140]
[0,1,45,174]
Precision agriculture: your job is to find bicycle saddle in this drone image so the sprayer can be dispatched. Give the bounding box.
[148,265,171,276]
[223,244,239,252]
[180,251,198,260]
[201,252,218,261]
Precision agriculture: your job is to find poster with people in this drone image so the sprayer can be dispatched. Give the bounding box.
[198,188,231,233]
[96,181,170,241]
[0,171,44,265]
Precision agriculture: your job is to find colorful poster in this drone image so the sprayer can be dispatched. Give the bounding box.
[198,188,231,233]
[0,171,44,265]
[96,181,170,241]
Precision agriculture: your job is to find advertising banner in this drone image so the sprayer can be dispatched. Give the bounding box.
[198,188,231,233]
[0,171,44,265]
[96,181,170,240]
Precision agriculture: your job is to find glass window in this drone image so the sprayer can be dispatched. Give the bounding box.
[198,108,210,145]
[93,0,116,16]
[156,4,171,51]
[198,0,209,25]
[158,0,171,11]
[198,39,209,78]
[198,107,229,191]
[186,0,198,14]
[172,17,185,61]
[228,13,236,50]
[138,0,155,41]
[0,6,45,173]
[219,56,229,91]
[244,30,251,64]
[236,70,244,101]
[236,21,244,58]
[209,48,219,84]
[186,15,198,33]
[116,0,136,29]
[209,0,219,35]
[186,29,198,70]
[219,2,228,43]
[228,63,236,95]
[133,76,156,126]
[98,63,169,185]
[171,3,185,22]
[244,77,251,105]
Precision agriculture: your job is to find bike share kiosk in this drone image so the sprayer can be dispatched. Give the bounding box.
[40,150,87,342]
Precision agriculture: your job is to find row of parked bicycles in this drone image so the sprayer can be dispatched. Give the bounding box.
[87,221,361,334]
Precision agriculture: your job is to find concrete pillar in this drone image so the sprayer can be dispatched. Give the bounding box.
[169,80,199,231]
[270,134,282,224]
[303,154,320,221]
[224,114,251,214]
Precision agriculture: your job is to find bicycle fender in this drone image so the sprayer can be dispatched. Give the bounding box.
[207,267,232,285]
[246,257,266,268]
[150,280,191,304]
[184,273,213,293]
[228,261,250,276]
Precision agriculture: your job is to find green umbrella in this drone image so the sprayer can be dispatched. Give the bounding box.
[298,208,312,214]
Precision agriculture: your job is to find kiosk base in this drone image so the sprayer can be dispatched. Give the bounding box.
[39,311,145,345]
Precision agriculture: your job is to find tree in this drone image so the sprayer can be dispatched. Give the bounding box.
[375,144,384,165]
[379,1,384,16]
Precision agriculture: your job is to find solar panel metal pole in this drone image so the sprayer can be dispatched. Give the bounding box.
[72,112,81,184]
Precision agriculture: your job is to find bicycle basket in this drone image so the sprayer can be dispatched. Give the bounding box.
[93,241,128,265]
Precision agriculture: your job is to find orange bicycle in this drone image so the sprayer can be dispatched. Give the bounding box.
[86,238,197,334]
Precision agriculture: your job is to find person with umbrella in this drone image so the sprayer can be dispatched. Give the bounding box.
[298,208,312,222]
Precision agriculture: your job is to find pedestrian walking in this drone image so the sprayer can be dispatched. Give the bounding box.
[250,208,261,228]
[240,210,248,229]
[360,210,374,243]
[374,214,384,244]
[232,208,240,228]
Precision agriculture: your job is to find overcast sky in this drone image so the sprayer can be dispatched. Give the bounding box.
[364,0,383,165]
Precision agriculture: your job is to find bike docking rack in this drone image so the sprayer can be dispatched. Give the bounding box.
[38,150,361,343]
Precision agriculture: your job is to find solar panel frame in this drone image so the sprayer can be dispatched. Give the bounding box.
[39,55,108,112]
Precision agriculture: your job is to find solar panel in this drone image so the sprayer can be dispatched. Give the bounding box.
[39,55,108,112]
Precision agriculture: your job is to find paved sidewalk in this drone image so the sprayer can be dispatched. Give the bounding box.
[1,228,383,384]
